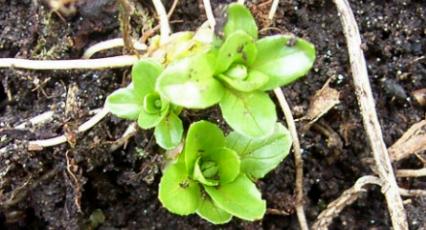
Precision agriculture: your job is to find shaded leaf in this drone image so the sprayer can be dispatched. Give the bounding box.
[204,175,266,221]
[219,90,276,137]
[196,196,232,224]
[154,112,183,150]
[226,123,292,179]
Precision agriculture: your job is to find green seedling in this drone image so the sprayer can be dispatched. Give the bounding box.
[159,120,292,224]
[157,3,316,138]
[105,59,183,150]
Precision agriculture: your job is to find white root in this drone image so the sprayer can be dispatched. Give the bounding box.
[202,0,216,29]
[0,55,139,70]
[152,0,171,44]
[83,38,147,59]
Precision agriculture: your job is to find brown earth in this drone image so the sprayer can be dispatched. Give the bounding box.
[0,0,425,229]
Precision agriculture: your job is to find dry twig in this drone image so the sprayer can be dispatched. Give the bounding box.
[274,88,309,230]
[312,175,382,230]
[332,0,408,228]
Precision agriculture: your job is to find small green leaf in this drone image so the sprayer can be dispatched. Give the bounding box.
[219,90,276,137]
[196,196,232,224]
[154,112,183,150]
[204,175,266,221]
[218,70,269,92]
[215,31,257,74]
[156,53,225,109]
[158,160,201,215]
[137,98,169,129]
[132,59,163,98]
[224,3,258,40]
[193,157,219,186]
[204,147,240,184]
[143,93,165,114]
[250,35,316,90]
[226,123,292,179]
[105,86,142,120]
[184,121,225,175]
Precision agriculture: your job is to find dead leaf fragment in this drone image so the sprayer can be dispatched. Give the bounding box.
[388,120,426,161]
[300,79,340,129]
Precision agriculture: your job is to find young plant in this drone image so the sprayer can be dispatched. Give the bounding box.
[105,60,183,150]
[159,120,292,224]
[156,3,316,138]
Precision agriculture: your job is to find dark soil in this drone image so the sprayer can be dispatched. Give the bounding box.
[0,0,425,229]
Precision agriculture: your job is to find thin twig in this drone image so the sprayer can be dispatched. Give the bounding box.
[167,0,179,18]
[202,0,216,29]
[274,88,309,230]
[152,0,171,44]
[332,0,408,229]
[0,55,139,70]
[312,175,382,230]
[396,168,426,178]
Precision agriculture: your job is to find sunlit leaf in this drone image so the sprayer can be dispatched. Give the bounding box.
[132,59,163,98]
[224,3,258,40]
[154,112,183,150]
[196,196,232,224]
[105,86,142,120]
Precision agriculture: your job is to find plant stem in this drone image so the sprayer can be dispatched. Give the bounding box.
[152,0,171,44]
[273,88,309,230]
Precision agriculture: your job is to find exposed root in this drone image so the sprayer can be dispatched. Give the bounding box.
[0,55,139,70]
[274,88,309,230]
[396,168,426,178]
[152,0,171,44]
[202,0,216,29]
[109,122,138,152]
[332,0,408,229]
[83,38,147,59]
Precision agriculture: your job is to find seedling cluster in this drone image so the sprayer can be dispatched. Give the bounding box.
[105,3,315,224]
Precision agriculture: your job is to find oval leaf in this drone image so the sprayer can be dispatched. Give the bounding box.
[158,161,201,215]
[219,90,276,137]
[105,86,142,120]
[184,121,226,175]
[204,174,266,221]
[204,147,240,184]
[250,35,316,90]
[132,59,163,98]
[215,31,257,74]
[154,112,183,150]
[156,53,225,109]
[226,123,292,179]
[224,3,258,40]
[218,70,269,92]
[196,196,232,224]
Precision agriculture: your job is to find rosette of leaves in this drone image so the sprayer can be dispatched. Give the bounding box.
[159,120,292,224]
[156,3,316,138]
[105,60,183,150]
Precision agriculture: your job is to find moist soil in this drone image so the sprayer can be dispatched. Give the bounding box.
[0,0,425,229]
